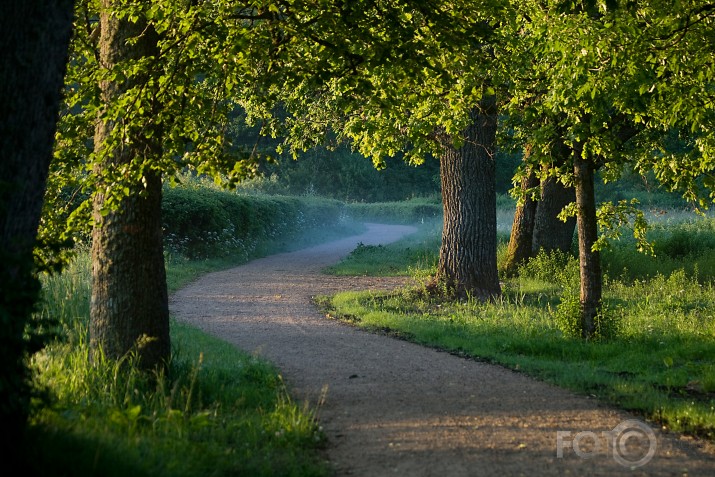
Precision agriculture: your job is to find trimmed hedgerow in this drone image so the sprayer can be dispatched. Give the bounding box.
[162,186,345,259]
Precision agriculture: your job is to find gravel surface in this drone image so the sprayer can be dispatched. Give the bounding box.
[170,223,715,476]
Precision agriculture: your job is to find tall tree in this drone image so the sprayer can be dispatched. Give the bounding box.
[89,1,169,369]
[0,0,75,459]
[55,0,271,368]
[573,150,601,337]
[251,1,508,298]
[437,100,501,298]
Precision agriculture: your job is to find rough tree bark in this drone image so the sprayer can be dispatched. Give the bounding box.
[532,173,576,254]
[90,2,170,370]
[0,0,75,458]
[503,148,576,276]
[573,153,601,339]
[502,155,539,276]
[436,98,501,300]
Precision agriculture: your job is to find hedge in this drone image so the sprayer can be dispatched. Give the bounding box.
[162,186,345,258]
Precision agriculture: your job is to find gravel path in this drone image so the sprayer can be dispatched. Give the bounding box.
[170,223,715,476]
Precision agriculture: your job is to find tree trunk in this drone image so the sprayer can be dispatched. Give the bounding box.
[532,173,576,254]
[502,159,539,276]
[436,99,501,300]
[573,154,601,339]
[90,2,170,370]
[0,0,75,459]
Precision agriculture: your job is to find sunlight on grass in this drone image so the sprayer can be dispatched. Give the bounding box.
[29,320,329,477]
[28,225,338,476]
[323,220,441,277]
[324,213,715,442]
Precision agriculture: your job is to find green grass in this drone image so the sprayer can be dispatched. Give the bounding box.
[323,219,513,278]
[322,214,715,442]
[323,220,441,277]
[28,316,328,477]
[24,214,366,476]
[602,215,715,282]
[28,317,328,477]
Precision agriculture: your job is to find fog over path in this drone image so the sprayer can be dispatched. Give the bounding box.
[171,223,715,476]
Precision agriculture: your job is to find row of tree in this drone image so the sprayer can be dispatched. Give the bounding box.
[259,0,715,334]
[1,0,714,461]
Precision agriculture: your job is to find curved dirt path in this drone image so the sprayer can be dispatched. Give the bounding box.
[171,223,715,476]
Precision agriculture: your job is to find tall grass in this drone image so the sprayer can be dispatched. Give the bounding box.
[603,216,715,282]
[29,250,329,477]
[25,186,355,476]
[29,312,327,477]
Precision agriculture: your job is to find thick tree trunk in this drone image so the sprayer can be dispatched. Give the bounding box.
[0,0,75,459]
[503,161,539,276]
[573,155,601,339]
[436,99,501,300]
[90,170,169,369]
[532,174,576,254]
[90,2,170,370]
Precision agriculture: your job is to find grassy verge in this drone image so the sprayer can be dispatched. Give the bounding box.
[25,213,366,476]
[28,317,328,477]
[323,220,441,277]
[321,215,715,442]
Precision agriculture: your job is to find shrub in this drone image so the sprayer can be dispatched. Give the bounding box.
[517,248,578,288]
[162,185,345,258]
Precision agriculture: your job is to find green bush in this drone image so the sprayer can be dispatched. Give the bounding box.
[162,185,345,258]
[517,248,578,287]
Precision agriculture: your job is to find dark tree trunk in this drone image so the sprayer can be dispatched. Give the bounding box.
[436,99,501,300]
[0,0,75,459]
[503,159,539,276]
[532,174,576,254]
[573,154,601,339]
[90,2,170,370]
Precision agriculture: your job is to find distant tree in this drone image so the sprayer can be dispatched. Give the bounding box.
[532,172,576,255]
[502,152,539,277]
[503,144,576,276]
[0,0,75,459]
